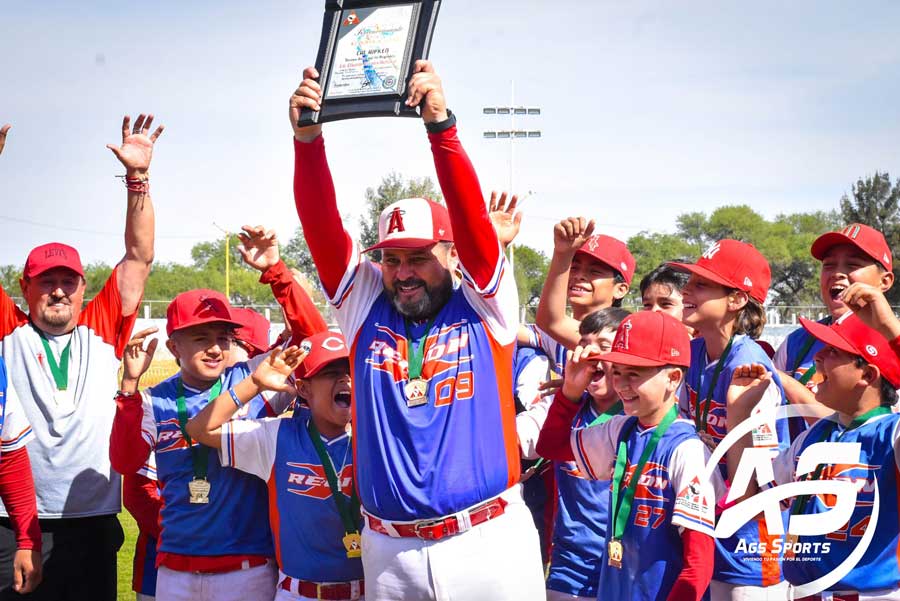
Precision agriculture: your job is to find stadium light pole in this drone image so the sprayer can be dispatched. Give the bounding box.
[483,81,542,271]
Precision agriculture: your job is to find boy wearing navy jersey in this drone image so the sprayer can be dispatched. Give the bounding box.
[727,301,900,599]
[538,311,720,601]
[187,330,364,601]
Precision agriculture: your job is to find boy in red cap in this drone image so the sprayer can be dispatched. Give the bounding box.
[537,311,720,601]
[669,240,791,598]
[774,224,895,421]
[727,309,900,598]
[230,308,272,365]
[187,331,365,601]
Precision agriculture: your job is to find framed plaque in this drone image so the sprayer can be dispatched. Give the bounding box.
[299,0,442,125]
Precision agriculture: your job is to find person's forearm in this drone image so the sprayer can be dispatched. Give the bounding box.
[110,392,152,475]
[260,260,327,342]
[428,124,499,289]
[117,183,155,316]
[186,376,262,448]
[293,136,353,298]
[535,391,580,461]
[123,473,162,539]
[778,372,832,425]
[0,448,40,551]
[535,249,580,349]
[666,529,714,601]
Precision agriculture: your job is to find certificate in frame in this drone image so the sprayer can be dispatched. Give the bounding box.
[299,0,442,126]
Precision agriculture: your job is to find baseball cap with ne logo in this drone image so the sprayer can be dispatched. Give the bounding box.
[363,198,454,253]
[810,223,893,271]
[295,330,350,379]
[800,313,900,387]
[576,234,636,284]
[24,242,85,279]
[668,239,771,304]
[601,311,691,367]
[166,289,241,336]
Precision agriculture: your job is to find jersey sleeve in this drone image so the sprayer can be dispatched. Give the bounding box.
[0,383,33,453]
[521,325,564,373]
[669,437,719,536]
[748,378,783,449]
[80,267,139,359]
[516,396,552,461]
[570,416,626,481]
[136,451,157,481]
[0,284,28,341]
[773,339,789,372]
[139,390,158,448]
[324,253,384,346]
[219,418,281,481]
[515,353,550,408]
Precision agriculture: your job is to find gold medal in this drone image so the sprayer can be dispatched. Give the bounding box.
[343,532,362,558]
[607,539,623,569]
[188,478,211,504]
[404,378,429,407]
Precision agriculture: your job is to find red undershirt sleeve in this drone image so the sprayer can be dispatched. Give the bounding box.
[259,260,328,342]
[427,125,499,290]
[0,284,29,341]
[890,334,900,360]
[0,447,41,551]
[110,392,152,476]
[666,529,715,601]
[293,136,354,299]
[123,472,162,539]
[535,391,581,462]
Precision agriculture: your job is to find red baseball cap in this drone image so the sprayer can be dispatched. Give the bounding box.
[24,243,84,279]
[576,234,636,284]
[166,289,241,336]
[295,330,350,379]
[602,311,691,368]
[800,314,900,387]
[811,223,892,271]
[363,198,454,253]
[232,307,271,357]
[669,239,771,303]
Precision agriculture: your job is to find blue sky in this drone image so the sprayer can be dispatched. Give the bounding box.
[2,1,899,269]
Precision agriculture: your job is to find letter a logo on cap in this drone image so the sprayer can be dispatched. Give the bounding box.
[386,208,406,234]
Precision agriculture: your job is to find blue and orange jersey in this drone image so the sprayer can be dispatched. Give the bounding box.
[522,324,567,375]
[773,412,900,592]
[571,415,719,600]
[546,403,612,598]
[680,334,790,586]
[220,412,363,583]
[774,318,830,388]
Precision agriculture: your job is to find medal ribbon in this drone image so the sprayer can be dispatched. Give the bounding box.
[403,317,437,381]
[694,336,735,432]
[609,404,679,543]
[176,378,222,480]
[38,333,72,391]
[791,334,819,386]
[307,419,361,537]
[789,405,891,517]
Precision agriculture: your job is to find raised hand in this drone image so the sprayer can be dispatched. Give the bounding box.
[562,344,602,402]
[251,346,309,393]
[840,282,900,341]
[121,327,160,392]
[489,191,523,249]
[538,377,563,398]
[405,60,448,123]
[726,363,772,413]
[237,225,280,272]
[106,114,165,177]
[290,67,323,142]
[0,124,10,156]
[553,217,596,255]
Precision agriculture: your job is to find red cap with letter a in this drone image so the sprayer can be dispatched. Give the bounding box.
[166,289,241,336]
[669,239,771,304]
[602,311,691,368]
[232,307,271,357]
[576,234,636,284]
[800,313,900,387]
[362,198,454,253]
[24,242,85,279]
[295,330,350,379]
[810,223,893,271]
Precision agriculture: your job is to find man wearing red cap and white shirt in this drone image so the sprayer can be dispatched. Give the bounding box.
[290,61,544,599]
[774,223,896,420]
[186,331,366,601]
[0,114,162,600]
[727,310,900,599]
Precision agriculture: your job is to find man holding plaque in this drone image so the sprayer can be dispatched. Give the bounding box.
[290,61,545,599]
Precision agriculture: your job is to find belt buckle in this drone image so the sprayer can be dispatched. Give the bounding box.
[414,518,446,540]
[317,583,324,600]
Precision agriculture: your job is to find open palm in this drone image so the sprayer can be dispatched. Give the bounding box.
[107,114,164,175]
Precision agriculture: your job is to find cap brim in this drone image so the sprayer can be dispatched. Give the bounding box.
[26,264,85,279]
[169,317,242,334]
[601,350,670,367]
[668,261,740,291]
[297,355,350,379]
[363,237,450,253]
[799,317,857,355]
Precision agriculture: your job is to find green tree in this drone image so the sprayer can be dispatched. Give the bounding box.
[625,231,698,300]
[840,171,900,304]
[359,172,443,253]
[282,224,318,281]
[512,245,549,320]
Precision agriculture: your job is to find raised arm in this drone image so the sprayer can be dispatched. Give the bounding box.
[289,68,354,298]
[536,217,595,350]
[237,225,328,341]
[0,124,10,156]
[107,114,164,316]
[109,328,158,474]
